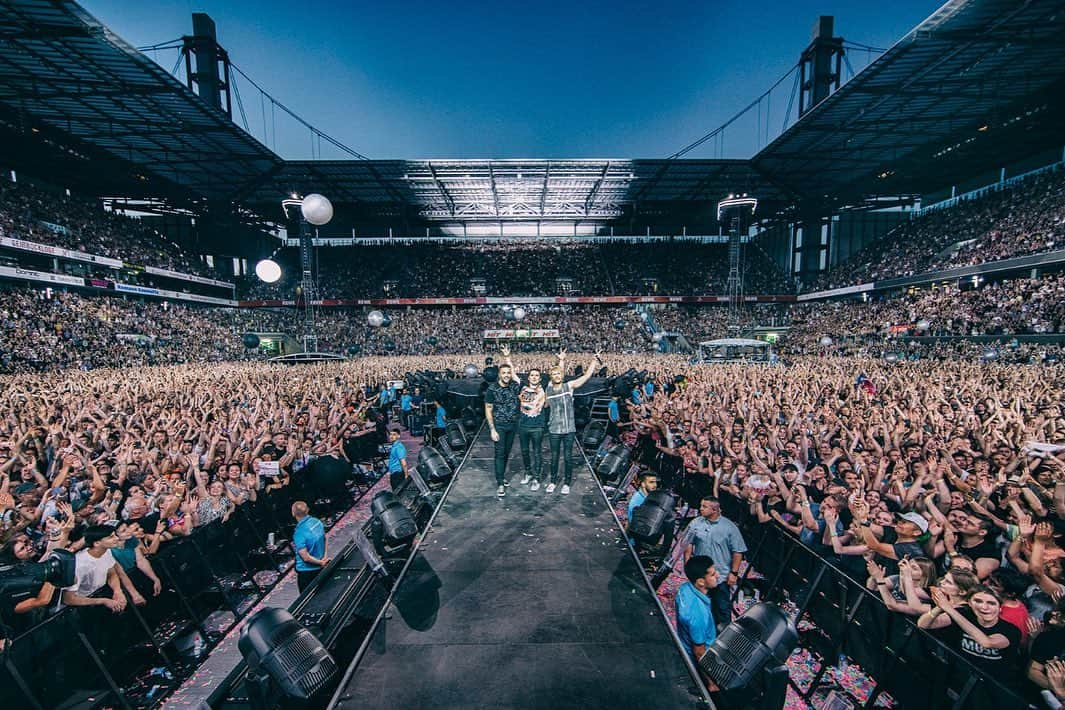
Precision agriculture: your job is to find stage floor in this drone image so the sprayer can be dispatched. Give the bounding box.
[329,427,709,709]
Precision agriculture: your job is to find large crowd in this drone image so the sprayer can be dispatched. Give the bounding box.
[0,179,215,279]
[614,355,1065,701]
[239,241,793,300]
[810,168,1065,291]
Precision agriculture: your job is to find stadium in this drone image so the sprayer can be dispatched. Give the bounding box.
[0,0,1063,708]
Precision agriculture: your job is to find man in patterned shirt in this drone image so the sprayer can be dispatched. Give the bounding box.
[484,360,522,497]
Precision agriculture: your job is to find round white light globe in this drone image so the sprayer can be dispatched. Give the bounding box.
[254,258,282,284]
[300,193,334,226]
[819,335,833,347]
[652,332,664,343]
[915,319,930,332]
[463,364,479,378]
[367,310,385,327]
[885,352,899,363]
[512,306,526,321]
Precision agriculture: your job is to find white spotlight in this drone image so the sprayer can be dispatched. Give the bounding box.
[254,259,282,283]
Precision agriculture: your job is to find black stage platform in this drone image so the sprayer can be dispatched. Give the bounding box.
[329,426,711,709]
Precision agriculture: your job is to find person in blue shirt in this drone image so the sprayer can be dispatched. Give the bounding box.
[676,555,720,663]
[626,471,658,527]
[387,427,408,491]
[683,496,747,629]
[435,400,447,429]
[291,501,328,593]
[643,378,655,400]
[630,385,643,405]
[400,390,413,413]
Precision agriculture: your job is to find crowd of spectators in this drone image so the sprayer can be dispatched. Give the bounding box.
[615,355,1065,701]
[0,285,659,373]
[239,241,793,300]
[810,168,1065,291]
[0,179,215,278]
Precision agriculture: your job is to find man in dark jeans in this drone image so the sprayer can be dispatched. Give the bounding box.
[543,348,601,494]
[484,362,522,497]
[500,346,547,491]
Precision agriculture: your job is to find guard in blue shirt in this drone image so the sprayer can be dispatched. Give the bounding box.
[291,501,327,592]
[675,555,720,662]
[387,427,408,490]
[435,401,447,429]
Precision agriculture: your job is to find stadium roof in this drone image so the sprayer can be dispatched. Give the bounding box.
[0,0,1062,224]
[244,158,787,222]
[753,0,1065,204]
[0,0,281,199]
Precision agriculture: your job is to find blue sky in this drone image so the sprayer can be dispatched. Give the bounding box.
[83,0,938,160]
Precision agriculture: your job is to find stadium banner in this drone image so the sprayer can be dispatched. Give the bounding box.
[114,282,236,306]
[142,265,234,289]
[796,283,874,301]
[237,295,797,307]
[0,264,85,287]
[0,235,123,268]
[483,329,560,339]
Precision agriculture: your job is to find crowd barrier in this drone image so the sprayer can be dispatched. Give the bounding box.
[0,459,370,709]
[716,494,1029,709]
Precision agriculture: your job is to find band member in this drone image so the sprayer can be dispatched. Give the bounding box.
[500,346,547,491]
[543,348,601,494]
[484,357,522,497]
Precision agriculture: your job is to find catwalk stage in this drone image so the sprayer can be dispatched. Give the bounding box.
[328,426,710,709]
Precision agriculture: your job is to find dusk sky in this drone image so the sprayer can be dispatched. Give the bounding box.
[83,0,939,160]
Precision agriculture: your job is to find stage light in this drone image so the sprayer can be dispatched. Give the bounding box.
[698,602,798,691]
[238,607,337,704]
[628,490,675,544]
[595,446,630,483]
[255,258,282,283]
[416,446,453,483]
[370,491,418,545]
[580,420,607,449]
[300,193,334,225]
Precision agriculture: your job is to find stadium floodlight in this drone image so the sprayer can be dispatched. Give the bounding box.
[717,195,758,222]
[255,258,282,283]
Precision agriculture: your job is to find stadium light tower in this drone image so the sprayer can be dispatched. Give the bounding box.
[281,193,333,353]
[718,195,758,330]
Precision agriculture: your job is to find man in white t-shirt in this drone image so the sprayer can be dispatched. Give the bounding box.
[61,525,130,613]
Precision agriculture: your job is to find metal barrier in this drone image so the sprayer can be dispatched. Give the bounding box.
[0,459,368,709]
[717,494,1028,709]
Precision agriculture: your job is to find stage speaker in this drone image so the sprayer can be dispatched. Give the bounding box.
[238,607,337,704]
[370,490,400,517]
[698,602,799,690]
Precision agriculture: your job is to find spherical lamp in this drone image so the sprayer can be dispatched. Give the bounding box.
[254,259,282,284]
[300,193,334,226]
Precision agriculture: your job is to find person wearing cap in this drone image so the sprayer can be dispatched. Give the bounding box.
[850,499,927,576]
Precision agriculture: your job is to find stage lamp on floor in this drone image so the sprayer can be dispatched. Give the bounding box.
[699,602,798,699]
[238,607,337,706]
[628,490,675,545]
[595,446,629,483]
[416,446,453,483]
[371,491,417,546]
